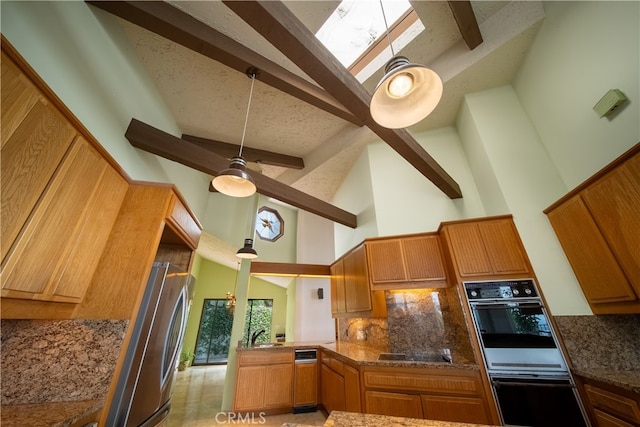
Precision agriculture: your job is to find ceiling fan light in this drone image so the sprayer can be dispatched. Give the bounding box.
[212,156,256,197]
[236,238,258,259]
[370,56,443,129]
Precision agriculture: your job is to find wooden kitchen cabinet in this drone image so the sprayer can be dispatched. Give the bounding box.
[361,365,492,425]
[545,144,640,314]
[330,243,386,318]
[577,376,640,427]
[365,390,424,419]
[1,50,76,264]
[234,350,294,413]
[1,135,127,303]
[319,349,361,414]
[294,361,317,407]
[320,363,346,414]
[366,233,448,290]
[440,216,531,280]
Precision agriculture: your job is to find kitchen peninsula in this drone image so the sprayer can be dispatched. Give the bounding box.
[285,410,495,427]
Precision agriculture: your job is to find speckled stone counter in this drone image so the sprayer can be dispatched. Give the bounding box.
[554,314,640,394]
[0,399,102,427]
[1,319,128,426]
[239,341,477,370]
[281,411,493,427]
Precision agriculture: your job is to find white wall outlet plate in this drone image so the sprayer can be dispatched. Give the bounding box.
[593,89,627,117]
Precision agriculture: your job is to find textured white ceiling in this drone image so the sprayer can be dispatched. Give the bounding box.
[116,1,545,274]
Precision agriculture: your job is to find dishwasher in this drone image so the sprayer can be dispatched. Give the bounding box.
[293,349,318,413]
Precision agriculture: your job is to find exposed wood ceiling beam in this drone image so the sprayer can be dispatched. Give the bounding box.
[85,1,363,126]
[250,262,330,277]
[447,1,483,50]
[223,1,462,199]
[182,134,305,170]
[125,119,358,228]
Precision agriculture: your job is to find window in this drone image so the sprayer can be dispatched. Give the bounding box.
[242,299,274,347]
[315,0,424,83]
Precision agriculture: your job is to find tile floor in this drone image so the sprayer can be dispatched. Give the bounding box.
[168,365,328,426]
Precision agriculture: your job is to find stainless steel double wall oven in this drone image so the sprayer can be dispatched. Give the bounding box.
[464,278,589,426]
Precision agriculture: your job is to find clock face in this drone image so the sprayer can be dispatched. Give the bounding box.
[255,206,284,242]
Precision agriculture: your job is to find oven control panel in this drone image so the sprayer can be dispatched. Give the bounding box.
[464,279,538,300]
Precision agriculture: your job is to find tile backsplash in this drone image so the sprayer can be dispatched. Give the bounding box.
[338,286,475,362]
[1,319,128,405]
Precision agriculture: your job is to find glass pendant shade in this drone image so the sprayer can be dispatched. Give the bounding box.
[236,238,258,259]
[212,156,256,197]
[370,56,443,129]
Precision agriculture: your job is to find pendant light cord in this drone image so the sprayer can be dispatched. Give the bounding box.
[239,73,256,158]
[379,0,395,57]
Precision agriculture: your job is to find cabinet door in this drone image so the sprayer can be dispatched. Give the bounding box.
[344,363,361,413]
[402,235,447,284]
[367,239,407,284]
[234,365,267,411]
[547,196,636,305]
[321,363,345,414]
[264,363,293,408]
[582,153,640,297]
[294,362,317,406]
[443,222,493,277]
[444,219,530,278]
[330,259,346,315]
[1,137,125,302]
[593,409,635,427]
[1,76,76,263]
[477,219,530,275]
[364,390,423,419]
[422,395,490,424]
[344,244,372,313]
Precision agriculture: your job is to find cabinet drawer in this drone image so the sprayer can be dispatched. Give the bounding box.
[238,350,293,366]
[363,370,481,396]
[322,355,344,376]
[585,384,640,424]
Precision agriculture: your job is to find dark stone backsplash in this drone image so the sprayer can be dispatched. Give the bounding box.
[553,314,640,371]
[338,286,475,362]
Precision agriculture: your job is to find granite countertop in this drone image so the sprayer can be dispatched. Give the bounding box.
[572,368,640,394]
[282,411,493,427]
[239,341,478,370]
[0,399,102,427]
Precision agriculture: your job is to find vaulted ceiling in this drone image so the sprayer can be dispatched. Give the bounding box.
[86,0,544,272]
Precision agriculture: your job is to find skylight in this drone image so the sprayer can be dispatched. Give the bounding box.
[315,0,424,82]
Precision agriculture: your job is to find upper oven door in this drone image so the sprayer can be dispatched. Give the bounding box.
[470,301,568,373]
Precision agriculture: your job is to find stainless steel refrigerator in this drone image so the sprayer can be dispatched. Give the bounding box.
[106,262,195,426]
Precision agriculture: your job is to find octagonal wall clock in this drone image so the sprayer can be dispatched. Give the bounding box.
[255,206,284,242]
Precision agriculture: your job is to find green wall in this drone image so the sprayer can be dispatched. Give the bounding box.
[182,255,287,355]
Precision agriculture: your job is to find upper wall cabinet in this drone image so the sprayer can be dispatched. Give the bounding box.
[330,243,387,318]
[439,216,531,281]
[545,143,640,314]
[365,233,448,290]
[0,48,128,305]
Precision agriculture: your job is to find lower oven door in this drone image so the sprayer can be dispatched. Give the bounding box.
[491,375,588,427]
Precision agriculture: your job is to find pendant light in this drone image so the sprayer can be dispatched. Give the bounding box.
[212,69,259,197]
[236,238,258,259]
[369,1,443,129]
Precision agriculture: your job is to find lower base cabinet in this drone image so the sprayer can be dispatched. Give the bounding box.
[233,350,294,413]
[578,377,640,427]
[365,390,423,419]
[319,350,361,414]
[361,366,492,425]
